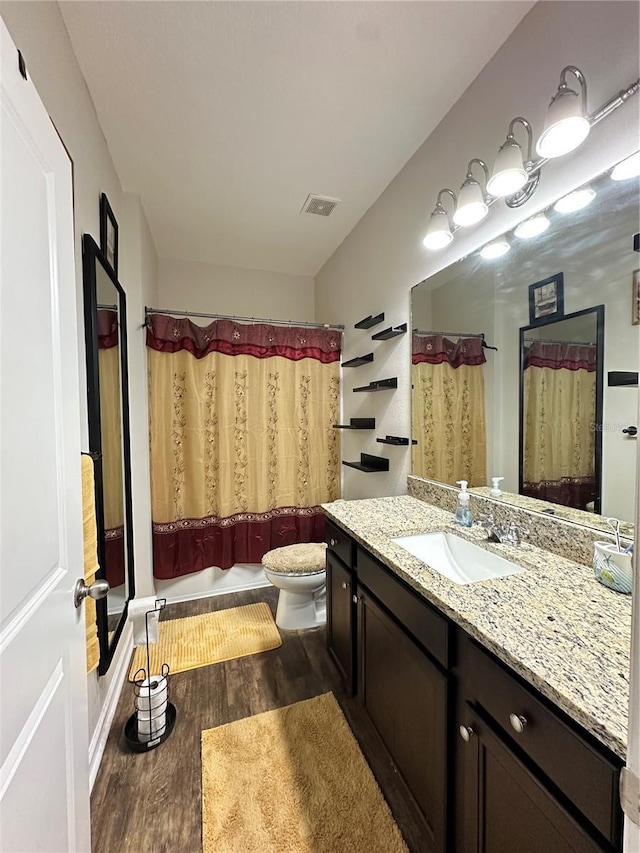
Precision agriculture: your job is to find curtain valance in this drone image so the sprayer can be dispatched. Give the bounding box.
[412,334,486,368]
[146,314,341,363]
[524,341,596,372]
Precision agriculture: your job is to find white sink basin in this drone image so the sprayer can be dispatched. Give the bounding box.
[391,531,524,585]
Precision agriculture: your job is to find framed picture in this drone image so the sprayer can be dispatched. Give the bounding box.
[528,272,564,326]
[99,192,118,277]
[633,269,640,326]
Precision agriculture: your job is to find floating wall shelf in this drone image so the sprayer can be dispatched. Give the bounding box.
[354,313,385,330]
[341,353,374,368]
[608,371,638,387]
[333,418,375,430]
[342,453,389,473]
[376,435,417,446]
[353,377,398,393]
[371,323,407,341]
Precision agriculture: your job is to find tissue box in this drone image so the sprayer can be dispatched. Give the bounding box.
[593,541,632,594]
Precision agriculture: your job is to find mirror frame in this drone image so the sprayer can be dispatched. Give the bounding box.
[518,305,605,515]
[82,233,135,675]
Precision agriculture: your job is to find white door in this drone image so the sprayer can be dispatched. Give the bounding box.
[0,18,91,853]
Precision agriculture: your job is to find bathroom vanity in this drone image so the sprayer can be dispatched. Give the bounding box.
[324,497,630,853]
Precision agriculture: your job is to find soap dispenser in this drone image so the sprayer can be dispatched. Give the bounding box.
[455,480,473,527]
[490,477,504,498]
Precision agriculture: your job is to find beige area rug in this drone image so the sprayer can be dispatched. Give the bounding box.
[201,692,409,853]
[128,602,281,680]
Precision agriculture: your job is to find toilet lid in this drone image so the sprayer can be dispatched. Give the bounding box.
[262,542,327,575]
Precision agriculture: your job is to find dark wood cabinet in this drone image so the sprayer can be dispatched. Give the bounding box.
[458,706,604,853]
[326,550,356,693]
[358,587,448,853]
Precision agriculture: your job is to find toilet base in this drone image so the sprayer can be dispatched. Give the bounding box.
[274,587,326,631]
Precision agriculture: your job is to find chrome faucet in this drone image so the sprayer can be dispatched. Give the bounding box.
[477,514,529,546]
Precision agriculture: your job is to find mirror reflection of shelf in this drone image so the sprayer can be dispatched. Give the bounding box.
[376,435,417,446]
[353,377,398,393]
[341,353,374,368]
[342,453,389,472]
[333,418,375,430]
[354,313,385,330]
[372,323,407,341]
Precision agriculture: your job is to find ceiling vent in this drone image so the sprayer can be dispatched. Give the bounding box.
[301,194,340,217]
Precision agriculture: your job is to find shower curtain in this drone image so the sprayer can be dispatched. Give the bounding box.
[522,340,596,510]
[97,309,125,588]
[147,314,341,579]
[411,334,487,487]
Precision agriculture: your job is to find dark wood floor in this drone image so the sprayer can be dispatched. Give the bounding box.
[91,587,428,853]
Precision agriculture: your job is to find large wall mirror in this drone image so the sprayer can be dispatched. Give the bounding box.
[411,152,639,531]
[83,234,135,674]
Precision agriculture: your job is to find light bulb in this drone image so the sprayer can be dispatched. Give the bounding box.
[423,207,453,250]
[536,89,590,159]
[487,141,528,197]
[611,151,640,181]
[553,187,596,213]
[453,180,488,227]
[514,215,550,239]
[480,239,510,259]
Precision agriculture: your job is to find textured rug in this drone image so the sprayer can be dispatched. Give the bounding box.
[128,602,281,680]
[201,692,409,853]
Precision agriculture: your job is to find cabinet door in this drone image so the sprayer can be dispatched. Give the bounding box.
[358,588,447,852]
[326,551,355,692]
[458,708,604,853]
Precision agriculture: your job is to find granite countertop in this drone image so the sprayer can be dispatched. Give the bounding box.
[322,495,632,760]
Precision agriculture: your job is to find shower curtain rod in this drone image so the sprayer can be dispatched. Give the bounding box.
[413,329,485,339]
[144,306,344,331]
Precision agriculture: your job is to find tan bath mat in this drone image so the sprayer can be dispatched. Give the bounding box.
[201,692,409,853]
[128,601,281,680]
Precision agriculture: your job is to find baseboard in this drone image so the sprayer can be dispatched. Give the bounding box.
[160,578,271,606]
[88,621,132,792]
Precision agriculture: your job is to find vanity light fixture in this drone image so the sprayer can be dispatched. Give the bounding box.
[553,187,596,213]
[480,238,510,259]
[453,160,489,227]
[423,188,456,250]
[514,214,550,239]
[487,118,533,198]
[421,67,638,251]
[536,67,590,159]
[611,150,640,181]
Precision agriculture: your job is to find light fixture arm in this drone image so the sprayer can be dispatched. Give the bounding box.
[506,117,533,164]
[558,65,588,115]
[465,158,489,190]
[435,188,457,211]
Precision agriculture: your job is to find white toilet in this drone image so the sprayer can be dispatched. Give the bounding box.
[262,542,327,630]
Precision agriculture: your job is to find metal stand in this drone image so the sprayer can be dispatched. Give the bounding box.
[124,599,176,751]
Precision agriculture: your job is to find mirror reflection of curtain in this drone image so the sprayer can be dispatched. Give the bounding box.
[411,335,487,487]
[523,341,596,510]
[147,315,341,580]
[97,309,125,587]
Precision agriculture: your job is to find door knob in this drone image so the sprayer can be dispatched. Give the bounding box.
[459,725,474,742]
[330,538,338,546]
[623,426,638,436]
[341,581,348,589]
[509,713,528,733]
[74,577,110,609]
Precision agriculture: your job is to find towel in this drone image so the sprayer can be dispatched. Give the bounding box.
[81,455,100,674]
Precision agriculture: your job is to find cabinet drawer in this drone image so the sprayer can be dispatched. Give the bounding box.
[325,520,354,568]
[357,547,449,669]
[466,639,621,846]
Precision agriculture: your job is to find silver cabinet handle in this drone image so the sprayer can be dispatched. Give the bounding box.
[509,713,527,733]
[352,594,358,604]
[74,577,109,609]
[330,538,338,546]
[459,725,474,742]
[341,581,348,589]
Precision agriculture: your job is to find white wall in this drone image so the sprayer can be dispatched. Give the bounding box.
[0,1,158,748]
[315,1,640,501]
[158,257,315,322]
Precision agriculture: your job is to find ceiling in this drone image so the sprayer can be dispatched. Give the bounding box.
[60,1,533,276]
